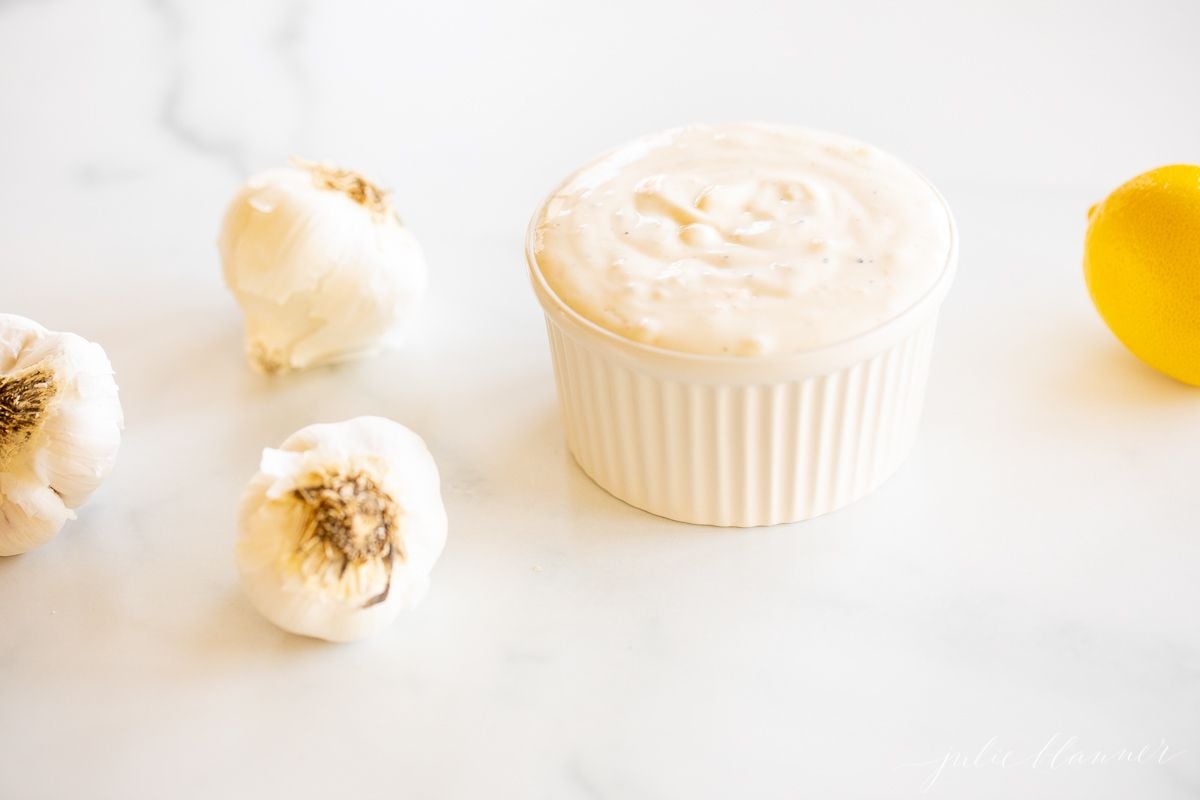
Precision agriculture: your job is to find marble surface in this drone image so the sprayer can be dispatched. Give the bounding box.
[2,1,1199,798]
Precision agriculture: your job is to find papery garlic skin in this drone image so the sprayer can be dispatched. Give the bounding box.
[236,416,447,642]
[0,315,123,556]
[219,161,428,374]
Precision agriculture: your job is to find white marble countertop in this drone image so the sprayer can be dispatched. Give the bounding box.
[2,1,1198,798]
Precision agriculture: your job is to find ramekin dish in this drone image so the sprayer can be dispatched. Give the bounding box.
[526,132,958,527]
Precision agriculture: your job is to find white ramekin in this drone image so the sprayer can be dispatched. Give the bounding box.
[526,178,957,527]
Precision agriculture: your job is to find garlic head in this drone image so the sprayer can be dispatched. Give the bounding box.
[236,416,447,642]
[219,159,428,374]
[0,314,123,556]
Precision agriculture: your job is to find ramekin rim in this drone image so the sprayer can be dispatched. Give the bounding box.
[524,122,959,367]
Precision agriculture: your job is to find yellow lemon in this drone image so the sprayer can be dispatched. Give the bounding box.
[1084,164,1200,386]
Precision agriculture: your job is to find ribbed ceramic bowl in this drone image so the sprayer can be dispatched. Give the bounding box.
[526,168,957,527]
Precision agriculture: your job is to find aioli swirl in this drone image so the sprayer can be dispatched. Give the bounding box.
[532,124,953,356]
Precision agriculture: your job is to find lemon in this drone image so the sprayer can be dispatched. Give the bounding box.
[1083,165,1200,386]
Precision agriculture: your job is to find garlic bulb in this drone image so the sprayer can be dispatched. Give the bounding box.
[219,159,428,374]
[0,314,123,556]
[236,416,447,642]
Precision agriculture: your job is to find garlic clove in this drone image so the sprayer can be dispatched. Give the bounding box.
[236,416,447,642]
[0,474,75,557]
[31,358,123,508]
[0,314,122,556]
[220,161,429,374]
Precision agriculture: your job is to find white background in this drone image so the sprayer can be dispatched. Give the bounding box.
[1,1,1198,798]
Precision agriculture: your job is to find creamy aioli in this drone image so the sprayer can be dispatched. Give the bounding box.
[531,124,953,356]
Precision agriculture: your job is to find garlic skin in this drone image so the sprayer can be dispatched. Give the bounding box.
[0,314,123,556]
[236,416,447,642]
[219,160,428,374]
